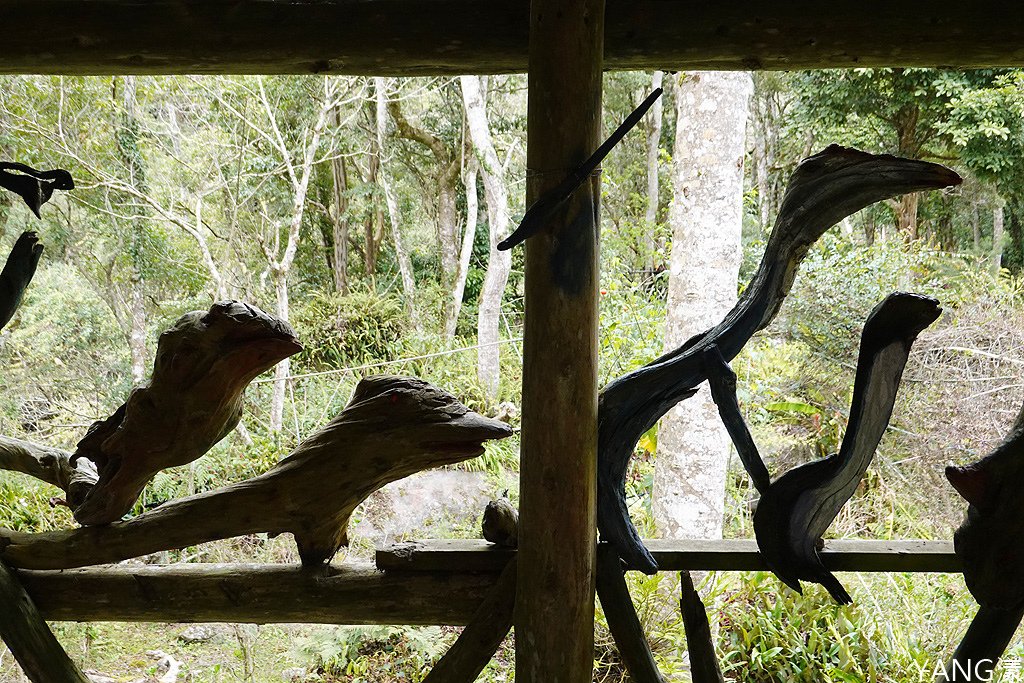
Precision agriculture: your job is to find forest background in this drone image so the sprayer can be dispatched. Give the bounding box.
[2,69,1024,682]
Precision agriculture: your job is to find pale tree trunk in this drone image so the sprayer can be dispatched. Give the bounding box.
[330,107,350,295]
[375,77,418,324]
[992,198,1006,273]
[460,75,511,401]
[118,76,149,386]
[265,76,337,433]
[445,160,479,340]
[644,70,664,271]
[654,71,752,542]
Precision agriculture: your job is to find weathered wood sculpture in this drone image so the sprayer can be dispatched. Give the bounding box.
[68,301,303,525]
[0,435,98,509]
[752,292,940,603]
[0,376,513,569]
[679,572,725,683]
[481,494,519,547]
[0,162,73,219]
[0,231,43,331]
[597,146,961,573]
[941,402,1024,678]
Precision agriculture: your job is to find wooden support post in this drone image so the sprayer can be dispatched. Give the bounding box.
[516,0,603,679]
[0,558,89,683]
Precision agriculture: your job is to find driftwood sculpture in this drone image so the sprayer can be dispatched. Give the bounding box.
[69,301,302,525]
[751,292,940,603]
[0,231,43,331]
[0,162,74,218]
[941,402,1024,678]
[597,146,961,573]
[481,494,519,547]
[0,376,513,569]
[679,572,725,683]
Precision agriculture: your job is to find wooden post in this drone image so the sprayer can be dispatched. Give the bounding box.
[515,0,603,679]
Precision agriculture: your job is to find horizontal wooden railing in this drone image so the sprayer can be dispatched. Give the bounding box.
[10,539,959,626]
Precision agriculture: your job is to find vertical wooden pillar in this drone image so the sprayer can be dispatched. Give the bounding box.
[515,0,604,680]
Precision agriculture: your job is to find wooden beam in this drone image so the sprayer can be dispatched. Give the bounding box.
[16,563,497,625]
[378,539,961,573]
[1,1,1023,75]
[515,0,602,679]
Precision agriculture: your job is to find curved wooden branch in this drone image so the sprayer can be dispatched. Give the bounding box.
[753,292,940,603]
[0,376,513,569]
[0,557,90,682]
[946,397,1024,611]
[0,231,43,331]
[598,146,961,573]
[595,544,666,683]
[705,345,770,496]
[679,572,724,683]
[939,605,1024,682]
[0,162,73,219]
[70,300,302,525]
[0,436,97,508]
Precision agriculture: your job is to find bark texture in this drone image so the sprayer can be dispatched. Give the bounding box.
[461,75,511,401]
[654,71,751,542]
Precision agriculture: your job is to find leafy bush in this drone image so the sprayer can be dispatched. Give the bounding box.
[290,626,446,681]
[291,291,405,372]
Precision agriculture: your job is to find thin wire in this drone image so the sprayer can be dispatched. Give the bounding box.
[252,337,524,383]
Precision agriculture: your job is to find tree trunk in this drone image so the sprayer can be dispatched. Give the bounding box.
[445,160,479,341]
[993,198,1005,273]
[330,108,350,295]
[653,71,752,541]
[269,267,291,435]
[118,75,149,386]
[375,78,417,324]
[644,70,664,271]
[896,191,919,241]
[972,200,981,251]
[461,75,511,401]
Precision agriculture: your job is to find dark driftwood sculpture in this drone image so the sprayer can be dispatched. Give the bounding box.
[497,87,663,251]
[942,402,1024,676]
[595,544,666,683]
[0,557,91,683]
[598,146,961,573]
[679,572,725,683]
[69,301,302,525]
[0,162,73,219]
[753,292,940,603]
[0,376,513,569]
[0,231,43,332]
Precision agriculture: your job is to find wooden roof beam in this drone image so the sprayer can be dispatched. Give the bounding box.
[2,0,1024,75]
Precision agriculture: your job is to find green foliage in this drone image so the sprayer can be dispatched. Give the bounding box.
[291,290,405,371]
[290,626,445,681]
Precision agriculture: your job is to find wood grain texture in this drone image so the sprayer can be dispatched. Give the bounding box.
[14,562,497,625]
[377,538,961,573]
[0,1,1024,74]
[595,546,665,683]
[515,0,603,679]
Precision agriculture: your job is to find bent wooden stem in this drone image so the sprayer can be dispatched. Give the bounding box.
[0,231,42,331]
[753,292,940,603]
[422,560,516,683]
[0,376,513,569]
[598,146,960,573]
[0,557,90,683]
[595,544,666,683]
[679,571,724,683]
[0,436,97,508]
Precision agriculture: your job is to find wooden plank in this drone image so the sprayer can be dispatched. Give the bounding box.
[0,1,1023,74]
[15,562,497,625]
[378,539,961,573]
[515,0,603,679]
